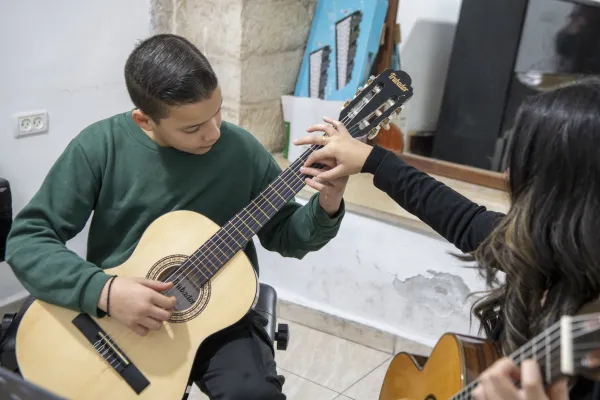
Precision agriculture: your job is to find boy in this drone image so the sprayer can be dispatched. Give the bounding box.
[5,34,347,400]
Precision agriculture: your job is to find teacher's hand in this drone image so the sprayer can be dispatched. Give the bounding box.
[472,358,568,400]
[294,116,373,182]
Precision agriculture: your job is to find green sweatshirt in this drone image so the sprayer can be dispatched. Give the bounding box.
[6,111,344,317]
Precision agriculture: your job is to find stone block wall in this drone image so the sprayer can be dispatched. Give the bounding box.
[151,0,317,151]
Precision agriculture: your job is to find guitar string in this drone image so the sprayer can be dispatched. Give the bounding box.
[163,116,396,303]
[164,83,408,290]
[453,316,600,399]
[162,110,363,292]
[455,319,596,399]
[456,320,590,399]
[164,90,407,293]
[162,91,391,294]
[457,328,588,399]
[163,95,378,289]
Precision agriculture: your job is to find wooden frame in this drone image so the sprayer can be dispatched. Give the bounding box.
[398,152,508,191]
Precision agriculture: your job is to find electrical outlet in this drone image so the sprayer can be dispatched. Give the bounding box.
[14,110,49,137]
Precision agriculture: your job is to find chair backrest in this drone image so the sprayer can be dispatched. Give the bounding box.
[0,365,66,400]
[0,177,12,262]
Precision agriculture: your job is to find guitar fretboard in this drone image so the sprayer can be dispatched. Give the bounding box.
[178,144,323,284]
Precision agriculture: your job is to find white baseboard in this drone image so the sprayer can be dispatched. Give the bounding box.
[276,297,433,357]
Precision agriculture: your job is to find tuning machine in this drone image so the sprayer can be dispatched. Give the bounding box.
[367,126,381,140]
[372,110,390,131]
[385,99,405,115]
[381,118,391,131]
[367,75,375,85]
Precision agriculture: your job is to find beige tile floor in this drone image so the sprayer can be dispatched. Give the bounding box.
[189,319,393,400]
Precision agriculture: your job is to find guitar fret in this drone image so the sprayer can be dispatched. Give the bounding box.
[269,185,286,201]
[235,213,255,233]
[201,248,222,270]
[209,239,230,260]
[222,228,242,248]
[228,220,249,241]
[190,257,216,278]
[211,233,237,256]
[289,168,303,181]
[279,179,295,196]
[260,193,278,210]
[188,250,218,274]
[245,206,265,227]
[252,199,270,218]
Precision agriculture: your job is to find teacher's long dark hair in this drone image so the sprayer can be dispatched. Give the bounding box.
[472,78,600,355]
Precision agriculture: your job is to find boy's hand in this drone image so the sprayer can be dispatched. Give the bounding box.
[302,157,348,216]
[98,277,176,336]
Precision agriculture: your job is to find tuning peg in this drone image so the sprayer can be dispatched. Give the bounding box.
[367,126,381,140]
[367,75,375,85]
[342,100,350,110]
[395,107,404,115]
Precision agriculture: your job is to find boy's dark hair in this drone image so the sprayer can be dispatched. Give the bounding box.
[124,34,218,122]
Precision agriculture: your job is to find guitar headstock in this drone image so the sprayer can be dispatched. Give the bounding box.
[337,69,413,142]
[561,313,600,380]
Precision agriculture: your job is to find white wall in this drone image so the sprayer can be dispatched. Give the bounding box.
[258,199,485,347]
[0,0,151,304]
[396,0,464,133]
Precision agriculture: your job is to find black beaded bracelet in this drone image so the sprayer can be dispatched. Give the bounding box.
[106,276,117,317]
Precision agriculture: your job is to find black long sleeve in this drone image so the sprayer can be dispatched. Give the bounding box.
[362,146,505,253]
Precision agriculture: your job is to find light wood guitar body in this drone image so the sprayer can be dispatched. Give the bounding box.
[379,333,500,400]
[15,210,258,400]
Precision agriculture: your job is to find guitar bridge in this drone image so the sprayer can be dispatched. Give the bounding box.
[72,314,150,394]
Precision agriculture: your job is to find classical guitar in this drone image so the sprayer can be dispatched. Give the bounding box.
[14,68,414,400]
[379,310,600,400]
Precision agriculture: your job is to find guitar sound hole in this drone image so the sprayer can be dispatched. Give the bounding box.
[147,254,212,323]
[157,261,207,312]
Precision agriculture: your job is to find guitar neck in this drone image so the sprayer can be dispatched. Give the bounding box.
[221,145,322,247]
[180,144,322,283]
[453,323,564,400]
[170,68,415,288]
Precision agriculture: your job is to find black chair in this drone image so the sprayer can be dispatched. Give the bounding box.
[255,283,289,351]
[0,365,66,400]
[0,283,289,372]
